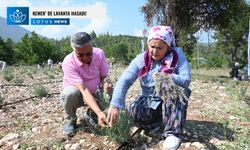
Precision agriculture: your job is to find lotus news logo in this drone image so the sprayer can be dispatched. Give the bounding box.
[7,7,29,25]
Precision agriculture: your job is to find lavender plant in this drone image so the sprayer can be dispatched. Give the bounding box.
[3,69,14,81]
[153,72,188,104]
[103,111,134,144]
[0,95,3,109]
[32,85,48,98]
[95,78,135,144]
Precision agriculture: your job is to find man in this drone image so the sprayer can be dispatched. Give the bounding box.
[230,62,239,80]
[48,58,53,70]
[0,61,7,71]
[60,32,110,136]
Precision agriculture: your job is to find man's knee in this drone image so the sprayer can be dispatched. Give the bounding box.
[60,86,82,107]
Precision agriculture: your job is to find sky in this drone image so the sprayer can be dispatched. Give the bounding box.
[1,0,148,39]
[0,0,218,43]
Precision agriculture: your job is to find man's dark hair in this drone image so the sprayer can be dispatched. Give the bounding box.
[71,32,92,48]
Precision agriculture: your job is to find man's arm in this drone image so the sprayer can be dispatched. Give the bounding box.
[74,83,108,127]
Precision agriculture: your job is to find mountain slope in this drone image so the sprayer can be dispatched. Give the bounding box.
[0,16,31,42]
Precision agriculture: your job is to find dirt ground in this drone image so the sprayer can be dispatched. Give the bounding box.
[0,67,249,150]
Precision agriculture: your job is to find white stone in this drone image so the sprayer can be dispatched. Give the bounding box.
[0,133,19,146]
[12,144,20,150]
[191,142,204,149]
[70,143,80,150]
[65,143,71,149]
[185,142,191,148]
[79,139,86,145]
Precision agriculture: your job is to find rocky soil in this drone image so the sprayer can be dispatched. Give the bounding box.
[0,67,249,150]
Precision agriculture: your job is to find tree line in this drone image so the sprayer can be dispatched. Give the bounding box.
[0,0,249,68]
[0,28,248,68]
[141,0,250,68]
[0,31,146,66]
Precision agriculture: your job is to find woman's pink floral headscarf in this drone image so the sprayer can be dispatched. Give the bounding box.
[138,25,178,78]
[147,25,176,48]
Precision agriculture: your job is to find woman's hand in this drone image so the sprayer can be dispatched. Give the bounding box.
[107,106,120,127]
[97,111,108,127]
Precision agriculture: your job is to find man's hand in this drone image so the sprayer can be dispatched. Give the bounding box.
[97,111,108,127]
[107,106,120,127]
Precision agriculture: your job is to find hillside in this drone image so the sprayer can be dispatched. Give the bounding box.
[0,17,31,42]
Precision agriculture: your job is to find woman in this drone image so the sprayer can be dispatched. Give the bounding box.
[107,25,191,150]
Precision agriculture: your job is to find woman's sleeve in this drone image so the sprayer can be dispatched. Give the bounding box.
[172,47,191,88]
[110,54,143,110]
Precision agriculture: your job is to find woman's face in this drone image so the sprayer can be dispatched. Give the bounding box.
[148,39,170,61]
[74,43,93,64]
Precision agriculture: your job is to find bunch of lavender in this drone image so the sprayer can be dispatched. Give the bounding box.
[153,72,188,104]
